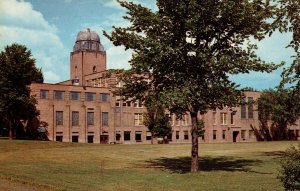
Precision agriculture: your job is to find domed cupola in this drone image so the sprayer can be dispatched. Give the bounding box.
[73,28,104,52]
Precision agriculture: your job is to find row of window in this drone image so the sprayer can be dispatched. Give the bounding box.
[118,130,190,141]
[115,99,144,108]
[40,90,110,102]
[55,111,109,126]
[212,130,255,140]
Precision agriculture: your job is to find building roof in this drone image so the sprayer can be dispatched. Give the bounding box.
[73,28,104,52]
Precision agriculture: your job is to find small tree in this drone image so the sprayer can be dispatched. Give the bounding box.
[279,144,300,191]
[0,43,43,139]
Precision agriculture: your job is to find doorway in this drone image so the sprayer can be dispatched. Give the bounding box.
[100,135,109,144]
[233,131,239,142]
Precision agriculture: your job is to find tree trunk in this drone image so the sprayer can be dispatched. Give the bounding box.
[8,120,13,140]
[190,111,199,172]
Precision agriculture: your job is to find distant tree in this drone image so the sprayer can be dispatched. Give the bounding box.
[0,43,43,140]
[104,0,281,172]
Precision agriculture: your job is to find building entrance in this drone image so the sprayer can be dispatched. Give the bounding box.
[100,135,109,144]
[233,131,239,142]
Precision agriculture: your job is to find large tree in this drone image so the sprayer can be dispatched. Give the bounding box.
[104,0,281,172]
[0,43,43,140]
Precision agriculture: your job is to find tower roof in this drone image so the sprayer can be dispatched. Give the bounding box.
[73,28,104,52]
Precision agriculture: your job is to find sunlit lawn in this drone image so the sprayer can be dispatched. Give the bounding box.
[0,139,296,191]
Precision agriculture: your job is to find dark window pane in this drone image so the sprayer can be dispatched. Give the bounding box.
[102,112,108,126]
[87,112,94,125]
[56,111,63,125]
[40,90,48,99]
[72,111,79,126]
[248,97,253,119]
[54,91,64,100]
[70,91,80,100]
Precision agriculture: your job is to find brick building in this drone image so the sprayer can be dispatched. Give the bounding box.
[30,29,299,144]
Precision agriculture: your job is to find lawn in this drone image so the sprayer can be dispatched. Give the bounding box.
[0,140,296,191]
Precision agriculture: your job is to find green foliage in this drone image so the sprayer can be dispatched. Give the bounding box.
[279,144,300,191]
[253,89,300,141]
[197,119,205,137]
[0,43,43,139]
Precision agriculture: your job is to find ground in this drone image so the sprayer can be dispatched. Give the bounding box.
[0,139,295,191]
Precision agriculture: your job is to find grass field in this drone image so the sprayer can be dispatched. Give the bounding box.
[0,140,296,191]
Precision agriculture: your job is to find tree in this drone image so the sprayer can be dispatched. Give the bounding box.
[104,0,280,172]
[143,95,172,143]
[0,43,43,140]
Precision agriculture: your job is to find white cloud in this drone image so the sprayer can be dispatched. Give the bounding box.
[102,0,157,11]
[0,0,69,83]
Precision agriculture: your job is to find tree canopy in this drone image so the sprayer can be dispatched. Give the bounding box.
[104,0,287,172]
[0,43,43,139]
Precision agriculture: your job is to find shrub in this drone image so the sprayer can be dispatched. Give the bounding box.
[279,144,300,191]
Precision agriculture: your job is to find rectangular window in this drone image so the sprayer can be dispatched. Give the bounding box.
[167,133,172,140]
[40,90,48,99]
[124,131,131,141]
[241,130,246,140]
[175,118,180,126]
[176,131,180,140]
[220,113,227,125]
[241,97,246,119]
[184,131,189,140]
[56,136,63,142]
[146,131,152,140]
[231,112,234,125]
[222,130,226,140]
[135,131,142,142]
[54,91,64,100]
[133,101,143,108]
[122,101,127,107]
[134,113,143,126]
[100,93,110,102]
[85,92,96,101]
[249,130,254,138]
[213,130,217,140]
[248,97,253,119]
[102,112,109,126]
[115,96,121,107]
[212,112,217,124]
[72,111,79,126]
[70,91,80,100]
[126,101,131,107]
[87,112,94,126]
[72,135,79,143]
[56,111,63,125]
[116,131,121,141]
[87,135,94,143]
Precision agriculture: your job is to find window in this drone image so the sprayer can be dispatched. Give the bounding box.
[102,112,109,126]
[56,111,63,125]
[248,97,253,119]
[222,130,226,140]
[85,92,96,101]
[176,131,180,140]
[146,131,152,140]
[184,131,189,140]
[134,101,143,108]
[175,118,180,126]
[134,113,143,126]
[249,130,254,139]
[241,130,246,140]
[70,91,80,100]
[213,130,217,140]
[126,101,131,107]
[231,112,234,125]
[116,131,121,141]
[220,113,227,125]
[87,135,94,143]
[212,112,217,124]
[72,111,79,126]
[135,131,142,142]
[56,136,63,142]
[124,131,131,141]
[100,93,110,102]
[167,133,172,140]
[87,112,94,126]
[54,91,64,100]
[72,135,79,143]
[241,97,246,119]
[115,96,121,107]
[40,90,48,99]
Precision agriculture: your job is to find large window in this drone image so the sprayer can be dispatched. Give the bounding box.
[70,91,80,100]
[146,131,152,140]
[213,130,217,140]
[176,131,180,140]
[220,113,227,125]
[241,97,246,119]
[212,112,217,124]
[87,135,94,143]
[72,111,79,126]
[85,92,96,101]
[124,131,131,141]
[135,131,142,142]
[72,135,79,143]
[116,131,121,141]
[134,113,143,126]
[248,97,253,119]
[54,91,64,100]
[102,112,109,126]
[100,93,110,102]
[87,112,94,126]
[56,111,63,125]
[184,131,189,140]
[40,90,48,99]
[222,130,226,140]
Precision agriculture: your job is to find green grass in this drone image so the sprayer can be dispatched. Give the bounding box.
[0,140,296,191]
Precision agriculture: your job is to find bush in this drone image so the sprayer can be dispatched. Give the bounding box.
[279,144,300,191]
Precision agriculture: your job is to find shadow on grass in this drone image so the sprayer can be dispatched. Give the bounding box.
[260,151,285,158]
[145,156,263,174]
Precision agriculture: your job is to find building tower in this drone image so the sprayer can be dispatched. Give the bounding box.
[70,28,106,86]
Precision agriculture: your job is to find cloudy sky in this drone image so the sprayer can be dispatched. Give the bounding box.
[0,0,295,90]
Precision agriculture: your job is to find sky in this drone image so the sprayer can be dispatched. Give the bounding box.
[0,0,295,90]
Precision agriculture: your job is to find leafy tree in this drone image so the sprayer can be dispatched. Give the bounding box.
[104,0,280,172]
[279,144,300,191]
[0,43,43,140]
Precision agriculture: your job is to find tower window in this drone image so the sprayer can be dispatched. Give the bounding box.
[93,66,96,73]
